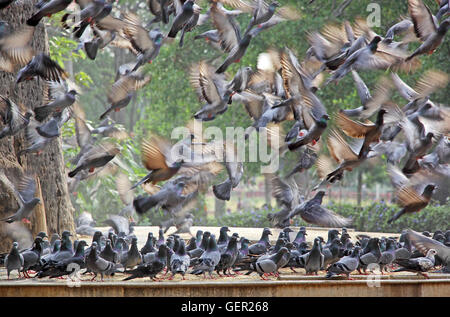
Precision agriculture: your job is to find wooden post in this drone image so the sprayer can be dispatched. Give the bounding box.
[31,176,48,237]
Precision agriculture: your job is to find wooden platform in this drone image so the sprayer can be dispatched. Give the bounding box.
[3,226,445,297]
[1,274,449,297]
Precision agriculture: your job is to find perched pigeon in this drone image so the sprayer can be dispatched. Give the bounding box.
[394,249,437,278]
[140,232,155,255]
[246,247,289,280]
[216,233,239,276]
[86,242,121,281]
[169,240,190,280]
[123,244,169,281]
[5,242,24,279]
[99,239,119,264]
[20,237,42,278]
[191,235,221,279]
[326,246,361,279]
[304,238,324,275]
[358,238,382,274]
[379,239,396,273]
[248,228,272,255]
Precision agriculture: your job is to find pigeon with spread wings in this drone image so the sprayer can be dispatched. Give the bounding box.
[68,142,120,178]
[0,172,40,224]
[405,0,450,60]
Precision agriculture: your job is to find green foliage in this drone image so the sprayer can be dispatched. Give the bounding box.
[190,202,449,233]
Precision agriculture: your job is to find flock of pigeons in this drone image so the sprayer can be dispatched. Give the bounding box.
[0,0,449,280]
[1,225,450,281]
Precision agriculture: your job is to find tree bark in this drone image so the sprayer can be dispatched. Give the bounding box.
[0,2,75,252]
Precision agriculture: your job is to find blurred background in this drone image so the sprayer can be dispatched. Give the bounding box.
[46,0,449,233]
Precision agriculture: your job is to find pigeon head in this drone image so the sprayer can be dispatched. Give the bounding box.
[317,115,328,127]
[76,240,88,254]
[269,1,280,9]
[426,249,438,258]
[315,191,326,201]
[284,242,294,250]
[184,0,194,10]
[369,36,382,51]
[61,230,72,238]
[91,241,98,252]
[263,228,272,236]
[423,184,436,197]
[437,18,450,34]
[24,111,33,119]
[278,247,289,255]
[207,235,218,251]
[37,231,48,239]
[283,228,293,233]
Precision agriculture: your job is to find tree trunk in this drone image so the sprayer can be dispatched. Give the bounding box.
[0,2,75,252]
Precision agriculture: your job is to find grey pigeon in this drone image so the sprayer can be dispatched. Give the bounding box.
[326,246,361,279]
[167,0,195,38]
[120,237,142,271]
[169,240,190,280]
[0,95,32,139]
[20,237,42,277]
[322,238,345,269]
[304,238,324,275]
[216,233,239,276]
[246,247,289,280]
[123,244,169,281]
[358,237,382,274]
[289,191,351,228]
[26,0,72,26]
[292,227,307,248]
[406,229,450,273]
[5,242,24,279]
[394,249,437,278]
[99,239,119,264]
[0,173,40,224]
[34,81,77,122]
[140,232,155,255]
[86,242,121,281]
[248,228,272,255]
[217,226,230,248]
[15,53,67,84]
[379,239,396,273]
[190,235,221,278]
[36,240,88,279]
[188,231,210,258]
